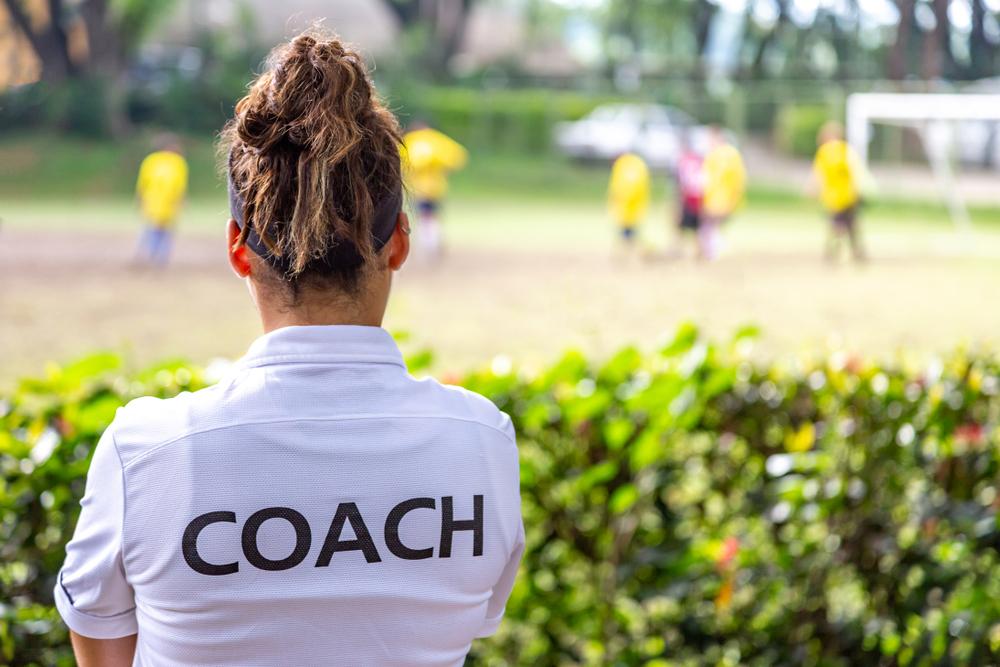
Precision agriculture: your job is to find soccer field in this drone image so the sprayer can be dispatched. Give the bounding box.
[4,177,1000,387]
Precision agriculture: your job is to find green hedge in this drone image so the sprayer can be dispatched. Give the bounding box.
[3,328,1000,665]
[0,78,116,138]
[391,85,621,154]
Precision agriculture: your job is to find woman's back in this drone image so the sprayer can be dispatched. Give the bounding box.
[59,326,522,666]
[55,32,523,665]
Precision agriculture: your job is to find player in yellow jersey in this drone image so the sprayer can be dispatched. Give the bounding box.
[402,122,467,257]
[134,135,188,267]
[701,127,746,260]
[608,152,650,257]
[812,121,866,262]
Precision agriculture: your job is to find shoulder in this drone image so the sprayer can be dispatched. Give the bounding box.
[106,382,229,467]
[405,375,516,446]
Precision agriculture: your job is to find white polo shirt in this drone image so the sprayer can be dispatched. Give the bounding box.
[55,325,523,667]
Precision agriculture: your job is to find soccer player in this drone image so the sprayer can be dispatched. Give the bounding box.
[55,32,523,667]
[813,121,866,262]
[700,127,746,260]
[608,151,651,256]
[672,133,704,258]
[402,121,468,257]
[134,134,188,267]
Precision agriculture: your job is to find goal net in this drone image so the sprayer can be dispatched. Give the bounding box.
[846,92,1000,232]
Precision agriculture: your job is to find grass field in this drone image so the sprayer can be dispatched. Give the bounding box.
[3,134,1000,386]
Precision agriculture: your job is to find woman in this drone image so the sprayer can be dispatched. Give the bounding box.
[55,32,524,667]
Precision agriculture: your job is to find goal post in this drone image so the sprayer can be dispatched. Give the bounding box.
[846,92,1000,233]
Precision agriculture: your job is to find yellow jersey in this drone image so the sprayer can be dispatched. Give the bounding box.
[813,139,860,213]
[608,153,650,227]
[702,143,746,218]
[136,150,188,226]
[402,128,468,202]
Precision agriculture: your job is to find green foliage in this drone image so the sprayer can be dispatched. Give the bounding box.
[0,78,113,138]
[111,0,180,56]
[464,330,1000,665]
[0,354,209,665]
[774,104,838,158]
[392,86,622,154]
[1,26,262,139]
[3,331,1000,665]
[0,133,223,200]
[126,32,266,134]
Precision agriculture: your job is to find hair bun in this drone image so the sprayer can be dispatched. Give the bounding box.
[235,33,374,155]
[222,29,403,277]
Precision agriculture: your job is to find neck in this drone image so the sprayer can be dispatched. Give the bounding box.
[251,280,389,334]
[259,309,383,333]
[245,256,394,334]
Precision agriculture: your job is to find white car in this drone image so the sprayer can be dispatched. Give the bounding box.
[554,103,712,171]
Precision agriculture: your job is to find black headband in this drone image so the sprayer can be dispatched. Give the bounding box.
[227,167,402,273]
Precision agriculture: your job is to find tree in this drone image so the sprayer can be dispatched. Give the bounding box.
[1,0,76,82]
[382,0,476,79]
[921,0,954,78]
[1,0,176,134]
[748,0,789,79]
[967,0,996,79]
[887,0,915,79]
[1,0,176,82]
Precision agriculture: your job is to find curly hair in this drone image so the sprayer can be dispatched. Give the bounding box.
[220,31,403,289]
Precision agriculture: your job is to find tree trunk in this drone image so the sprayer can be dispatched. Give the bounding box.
[437,0,472,74]
[887,0,914,79]
[749,5,785,80]
[921,0,951,79]
[79,0,121,72]
[415,0,473,80]
[1,0,75,81]
[692,0,716,79]
[383,0,422,27]
[969,0,990,79]
[78,0,130,137]
[830,14,851,82]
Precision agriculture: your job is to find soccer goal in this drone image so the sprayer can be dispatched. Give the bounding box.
[846,92,1000,233]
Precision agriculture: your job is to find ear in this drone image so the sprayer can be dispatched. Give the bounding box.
[386,212,410,271]
[226,219,252,278]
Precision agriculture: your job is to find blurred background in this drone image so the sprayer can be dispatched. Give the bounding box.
[1,0,999,378]
[5,3,1000,665]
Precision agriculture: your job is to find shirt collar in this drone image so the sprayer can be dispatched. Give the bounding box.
[238,325,406,369]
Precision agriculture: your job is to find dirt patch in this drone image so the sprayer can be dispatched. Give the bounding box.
[3,226,999,385]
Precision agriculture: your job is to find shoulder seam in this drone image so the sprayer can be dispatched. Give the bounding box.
[120,413,517,470]
[109,429,133,585]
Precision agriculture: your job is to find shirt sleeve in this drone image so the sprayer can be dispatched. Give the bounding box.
[477,416,524,638]
[476,519,525,638]
[54,426,138,639]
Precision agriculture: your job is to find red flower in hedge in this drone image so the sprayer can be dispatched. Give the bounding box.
[716,536,740,570]
[53,415,74,438]
[954,422,984,447]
